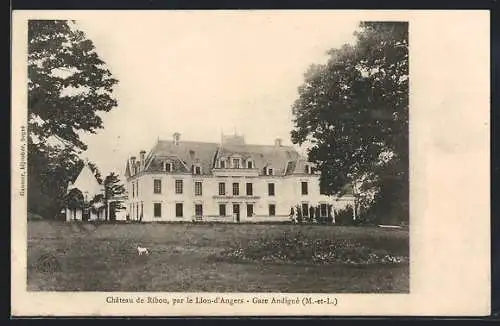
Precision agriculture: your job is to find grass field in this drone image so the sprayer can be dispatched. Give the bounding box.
[27,221,409,293]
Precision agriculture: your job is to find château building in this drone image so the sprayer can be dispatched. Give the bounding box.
[124,133,354,223]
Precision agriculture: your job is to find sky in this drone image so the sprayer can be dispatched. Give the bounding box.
[74,11,360,179]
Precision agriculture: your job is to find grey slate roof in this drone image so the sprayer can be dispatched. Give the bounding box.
[126,137,311,177]
[216,142,301,176]
[145,140,220,175]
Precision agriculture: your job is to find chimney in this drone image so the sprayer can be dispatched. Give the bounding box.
[130,156,136,174]
[222,134,245,146]
[139,150,146,170]
[275,138,283,147]
[173,132,181,146]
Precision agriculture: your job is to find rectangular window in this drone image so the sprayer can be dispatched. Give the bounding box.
[132,183,135,198]
[268,168,273,175]
[175,203,183,217]
[153,203,161,218]
[247,161,253,169]
[219,204,226,216]
[175,180,183,194]
[232,182,239,196]
[165,162,171,172]
[268,183,275,196]
[220,160,225,168]
[301,181,308,195]
[194,181,202,196]
[153,179,161,194]
[233,158,240,169]
[136,181,139,196]
[269,204,276,216]
[247,204,254,217]
[246,183,253,196]
[320,203,328,217]
[195,204,203,217]
[195,166,201,174]
[302,203,309,217]
[219,182,226,195]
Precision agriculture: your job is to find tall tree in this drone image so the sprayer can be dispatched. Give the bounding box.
[28,20,118,218]
[87,161,103,185]
[28,139,83,219]
[103,172,126,220]
[291,22,409,224]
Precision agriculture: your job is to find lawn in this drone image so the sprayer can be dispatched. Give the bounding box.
[27,221,409,293]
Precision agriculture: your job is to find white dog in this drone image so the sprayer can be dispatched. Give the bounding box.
[137,245,150,256]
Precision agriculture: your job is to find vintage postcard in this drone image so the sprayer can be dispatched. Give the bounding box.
[11,10,490,316]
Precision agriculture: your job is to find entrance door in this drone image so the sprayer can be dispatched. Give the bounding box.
[233,204,240,222]
[109,202,117,221]
[82,208,90,221]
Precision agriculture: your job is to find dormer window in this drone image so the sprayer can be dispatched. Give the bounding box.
[232,158,240,169]
[304,164,316,174]
[263,166,273,175]
[163,162,172,172]
[193,165,202,175]
[220,160,226,168]
[247,160,253,169]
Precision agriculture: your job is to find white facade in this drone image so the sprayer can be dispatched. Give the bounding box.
[65,162,106,222]
[65,207,106,222]
[127,173,353,223]
[125,134,355,223]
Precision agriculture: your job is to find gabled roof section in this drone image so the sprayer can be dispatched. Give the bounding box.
[124,160,131,178]
[216,143,301,176]
[144,139,219,175]
[285,160,297,175]
[67,162,104,197]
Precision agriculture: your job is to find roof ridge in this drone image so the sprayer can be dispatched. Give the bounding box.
[157,139,219,145]
[156,138,296,149]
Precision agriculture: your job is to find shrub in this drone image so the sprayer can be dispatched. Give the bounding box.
[295,205,303,224]
[335,206,354,226]
[218,232,408,265]
[353,212,378,226]
[28,211,44,221]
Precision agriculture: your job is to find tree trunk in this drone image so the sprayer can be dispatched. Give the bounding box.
[105,200,108,221]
